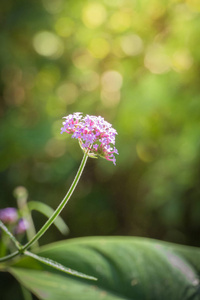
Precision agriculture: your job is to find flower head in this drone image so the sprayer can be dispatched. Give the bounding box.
[61,113,118,165]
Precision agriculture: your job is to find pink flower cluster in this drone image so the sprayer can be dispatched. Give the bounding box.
[61,113,118,165]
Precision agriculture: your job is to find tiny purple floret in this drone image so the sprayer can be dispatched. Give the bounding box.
[61,113,119,165]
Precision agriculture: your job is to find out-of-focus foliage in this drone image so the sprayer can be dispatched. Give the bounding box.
[1,0,200,248]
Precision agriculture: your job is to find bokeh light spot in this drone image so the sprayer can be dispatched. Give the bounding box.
[42,0,64,14]
[82,3,107,28]
[109,11,132,32]
[121,34,143,56]
[36,65,60,90]
[88,38,110,59]
[103,0,125,7]
[101,90,121,107]
[172,50,193,72]
[144,44,171,74]
[101,70,123,92]
[80,71,99,91]
[55,18,74,37]
[72,49,94,69]
[186,0,200,12]
[57,82,79,104]
[33,31,64,58]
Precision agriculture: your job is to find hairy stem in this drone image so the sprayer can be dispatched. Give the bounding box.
[0,152,88,263]
[0,250,19,263]
[21,152,88,251]
[0,221,22,251]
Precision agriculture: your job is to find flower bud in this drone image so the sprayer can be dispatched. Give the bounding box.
[0,207,18,224]
[15,218,29,235]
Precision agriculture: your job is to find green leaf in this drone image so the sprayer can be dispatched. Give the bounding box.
[24,250,97,281]
[10,237,200,300]
[27,201,69,235]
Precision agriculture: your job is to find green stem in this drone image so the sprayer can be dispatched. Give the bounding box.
[0,221,22,250]
[21,152,88,251]
[0,250,19,263]
[0,152,88,263]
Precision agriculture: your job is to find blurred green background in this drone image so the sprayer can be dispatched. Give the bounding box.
[1,0,200,248]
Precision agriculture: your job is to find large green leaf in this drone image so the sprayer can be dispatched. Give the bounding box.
[9,237,200,300]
